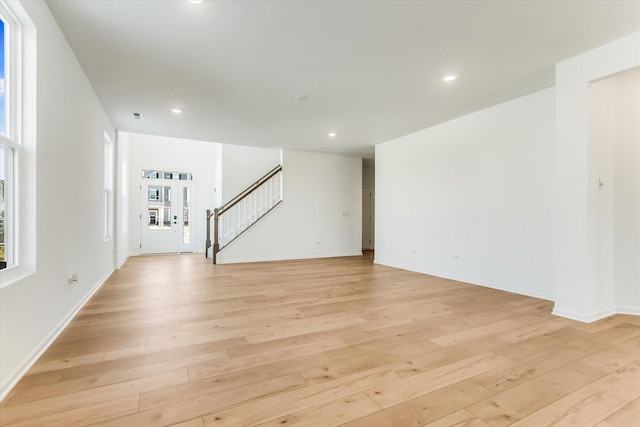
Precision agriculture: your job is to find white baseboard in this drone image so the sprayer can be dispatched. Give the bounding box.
[613,306,640,316]
[551,306,617,323]
[116,256,128,269]
[218,251,364,265]
[552,305,640,323]
[373,258,554,302]
[0,268,114,402]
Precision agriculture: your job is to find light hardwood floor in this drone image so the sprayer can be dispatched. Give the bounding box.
[2,252,640,426]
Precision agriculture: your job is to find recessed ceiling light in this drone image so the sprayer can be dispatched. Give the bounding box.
[188,0,203,4]
[328,132,337,137]
[443,75,457,82]
[293,95,307,101]
[171,108,183,114]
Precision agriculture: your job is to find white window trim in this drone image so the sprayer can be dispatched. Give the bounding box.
[0,0,35,288]
[0,141,14,269]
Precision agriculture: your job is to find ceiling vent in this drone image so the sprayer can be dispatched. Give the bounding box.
[133,112,141,119]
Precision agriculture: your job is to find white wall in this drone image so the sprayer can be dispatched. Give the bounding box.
[218,150,362,263]
[613,70,640,312]
[587,68,640,316]
[587,77,617,313]
[0,1,116,398]
[376,88,555,300]
[554,31,640,322]
[115,132,130,268]
[221,144,281,204]
[125,132,219,255]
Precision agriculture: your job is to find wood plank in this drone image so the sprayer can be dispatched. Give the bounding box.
[578,335,640,374]
[187,337,346,381]
[7,351,227,406]
[509,385,627,427]
[470,344,592,393]
[423,410,492,427]
[254,392,381,426]
[366,352,511,408]
[466,362,605,427]
[139,353,328,411]
[3,253,639,426]
[25,353,107,376]
[388,335,509,378]
[595,398,640,427]
[4,395,139,427]
[92,373,309,426]
[589,359,640,401]
[1,369,189,425]
[342,380,491,427]
[168,418,205,427]
[202,367,400,426]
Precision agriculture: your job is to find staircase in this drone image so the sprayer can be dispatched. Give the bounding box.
[206,165,283,264]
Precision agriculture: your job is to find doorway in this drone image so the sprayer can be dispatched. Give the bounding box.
[140,177,194,254]
[362,187,373,250]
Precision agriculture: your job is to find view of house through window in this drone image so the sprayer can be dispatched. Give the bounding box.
[142,169,192,181]
[0,144,9,270]
[147,184,172,230]
[0,16,11,270]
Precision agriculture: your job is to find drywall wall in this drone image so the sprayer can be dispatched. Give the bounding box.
[587,76,616,313]
[376,88,555,300]
[221,144,281,204]
[125,132,220,255]
[0,1,116,398]
[554,31,640,322]
[115,132,130,268]
[218,150,362,263]
[588,68,640,316]
[613,69,640,312]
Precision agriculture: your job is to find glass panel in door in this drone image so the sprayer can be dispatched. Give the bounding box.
[182,186,190,245]
[178,183,195,253]
[140,182,178,253]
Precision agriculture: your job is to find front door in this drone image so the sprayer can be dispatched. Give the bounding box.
[140,180,194,254]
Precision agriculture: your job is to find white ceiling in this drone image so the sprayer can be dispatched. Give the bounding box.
[47,0,640,158]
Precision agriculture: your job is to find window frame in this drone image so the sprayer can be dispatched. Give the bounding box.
[0,142,14,269]
[0,0,35,288]
[0,4,20,272]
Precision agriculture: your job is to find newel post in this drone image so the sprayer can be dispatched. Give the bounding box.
[205,209,211,258]
[213,208,220,265]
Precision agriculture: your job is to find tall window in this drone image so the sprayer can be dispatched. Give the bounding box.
[104,132,114,239]
[0,14,15,270]
[0,0,33,285]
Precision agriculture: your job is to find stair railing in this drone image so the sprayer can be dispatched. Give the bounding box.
[206,165,283,264]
